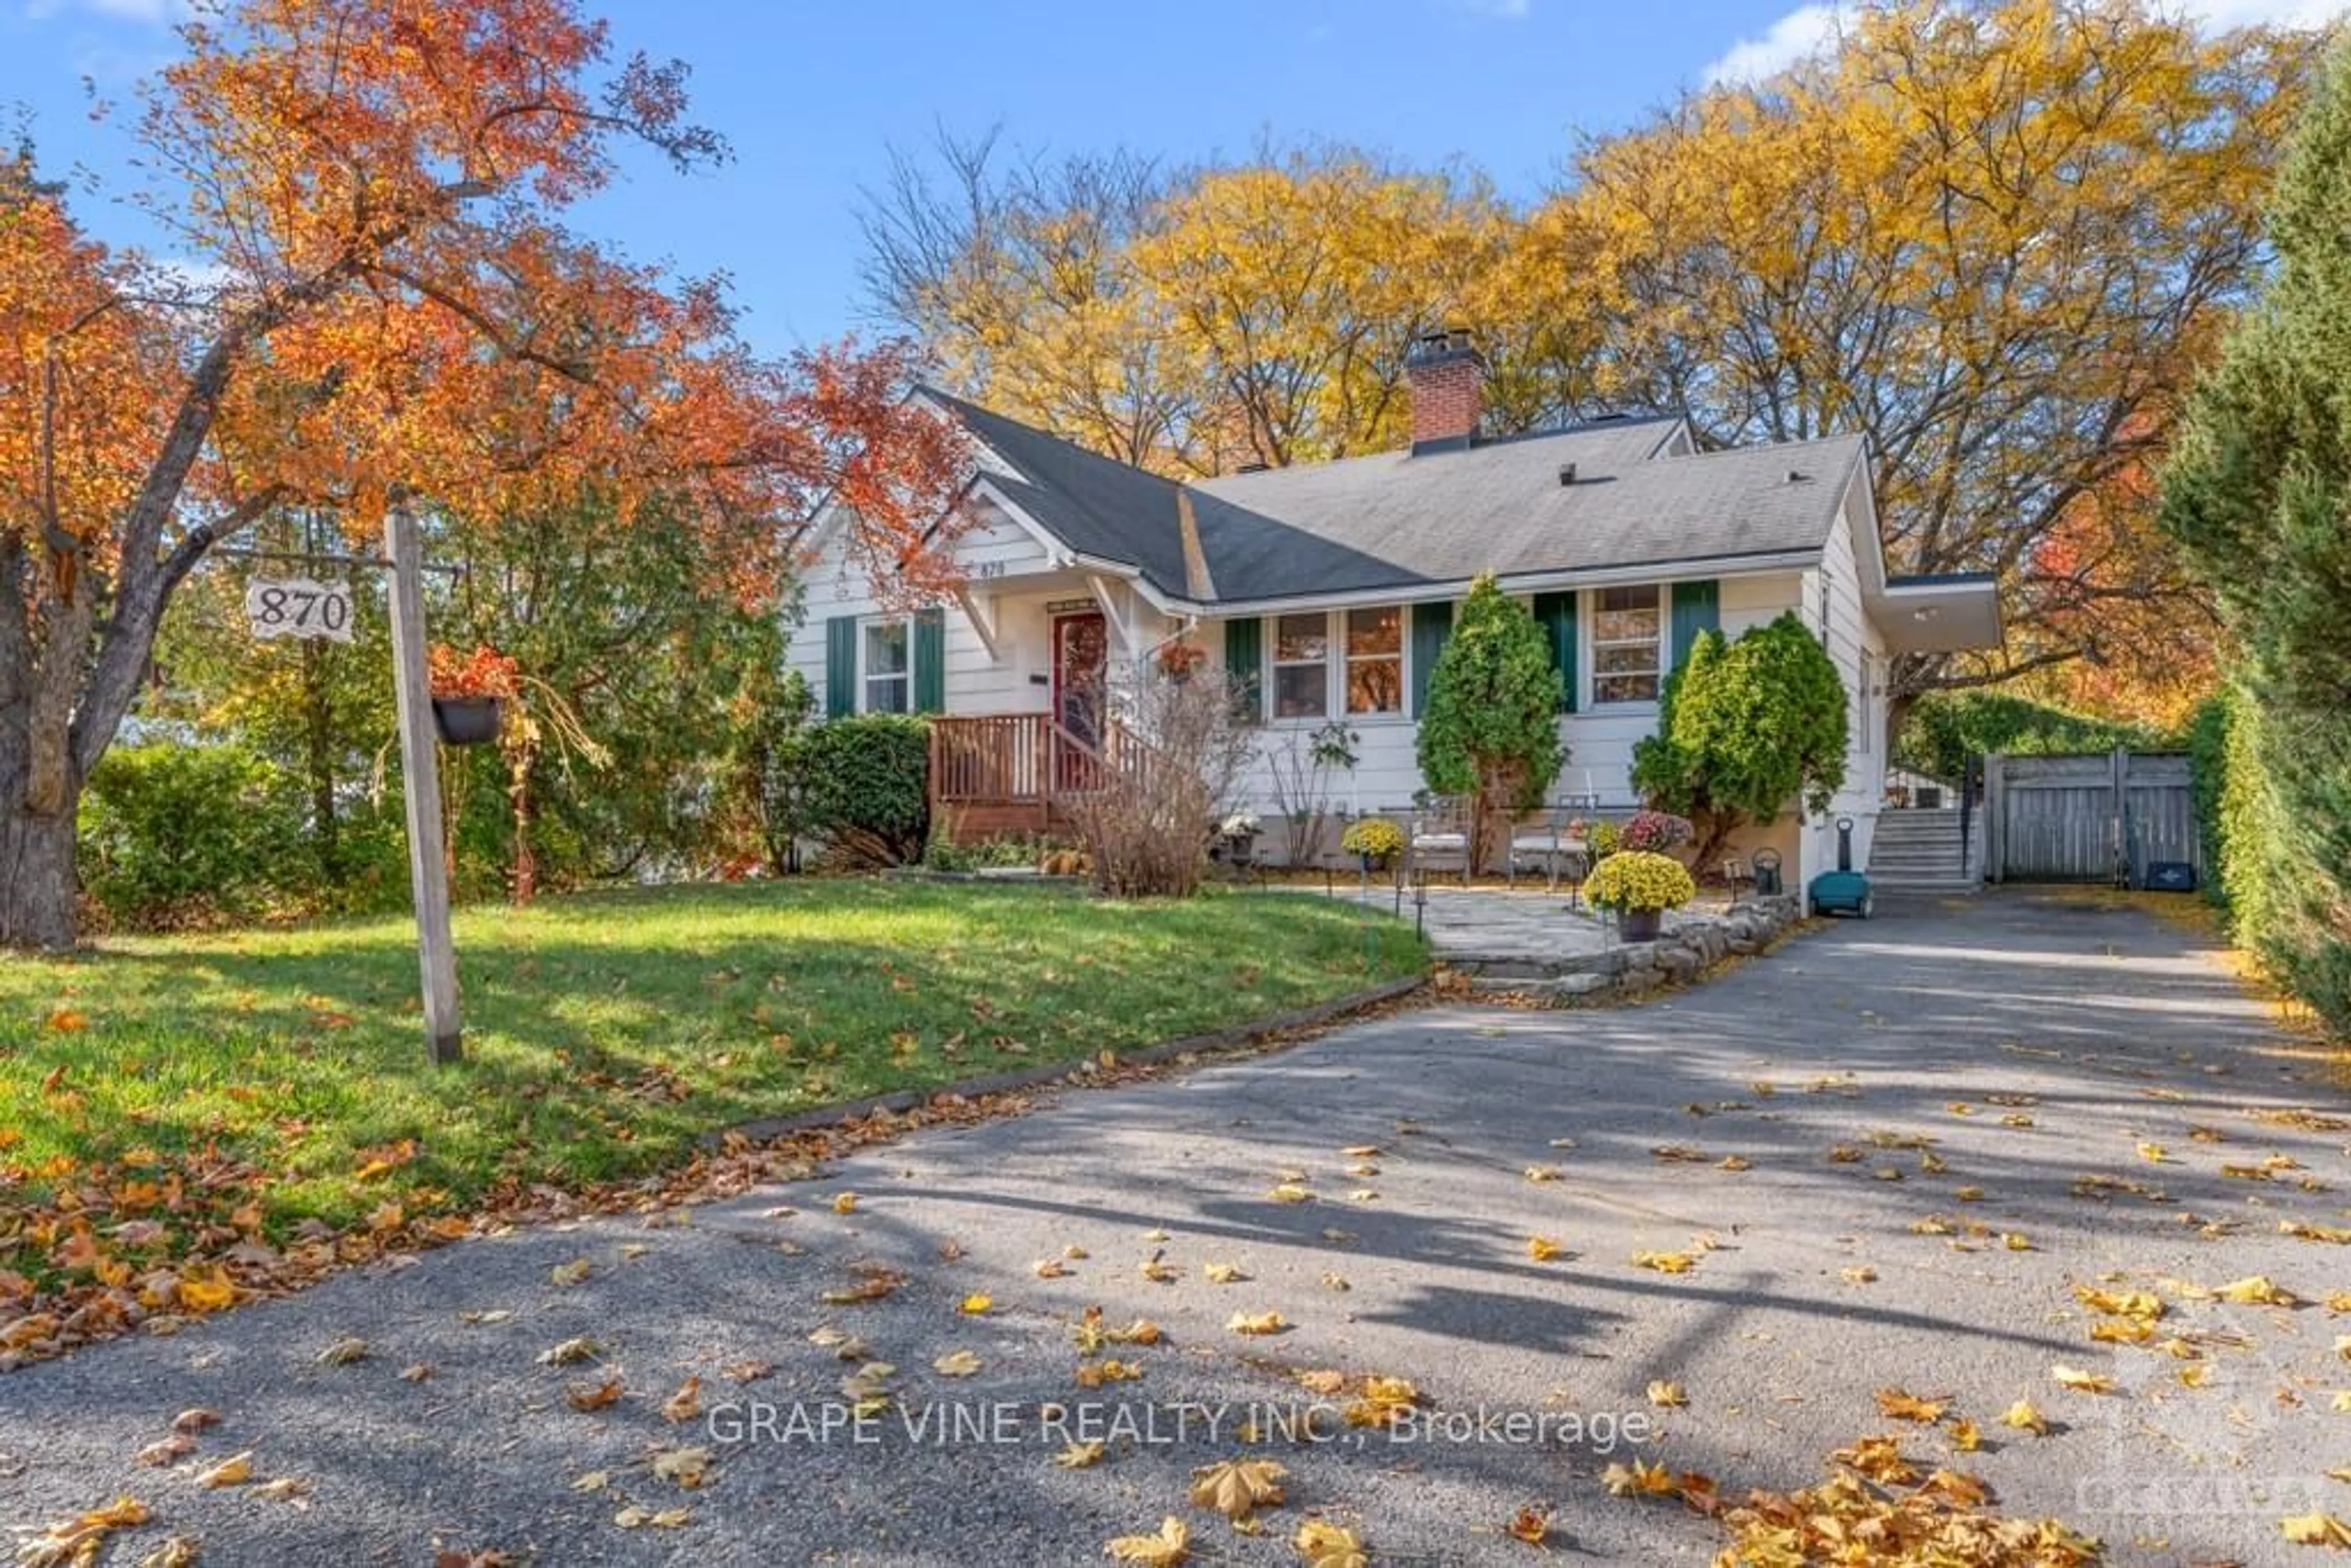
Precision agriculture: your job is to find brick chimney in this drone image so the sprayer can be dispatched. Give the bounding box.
[1406,327,1485,455]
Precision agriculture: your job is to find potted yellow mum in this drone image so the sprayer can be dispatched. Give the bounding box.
[1583,849,1696,942]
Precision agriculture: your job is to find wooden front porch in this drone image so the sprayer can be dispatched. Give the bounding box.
[929,713,1160,842]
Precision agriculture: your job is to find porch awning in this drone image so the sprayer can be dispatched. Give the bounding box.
[1873,573,2002,655]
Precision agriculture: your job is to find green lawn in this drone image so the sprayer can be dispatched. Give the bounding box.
[1,880,1423,1239]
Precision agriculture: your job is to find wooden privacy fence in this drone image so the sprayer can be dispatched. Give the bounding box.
[1983,749,2200,886]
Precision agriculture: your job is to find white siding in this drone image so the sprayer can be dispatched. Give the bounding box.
[784,503,1182,718]
[1794,480,1891,885]
[1210,570,1806,817]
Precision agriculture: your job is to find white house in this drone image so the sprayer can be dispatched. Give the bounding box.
[787,330,2001,890]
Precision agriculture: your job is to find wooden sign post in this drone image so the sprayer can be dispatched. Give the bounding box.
[383,498,463,1064]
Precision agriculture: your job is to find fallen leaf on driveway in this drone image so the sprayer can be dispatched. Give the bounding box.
[2052,1366,2116,1394]
[1999,1399,2049,1434]
[2216,1275,2295,1305]
[1632,1251,1696,1275]
[572,1471,609,1491]
[549,1258,592,1287]
[958,1292,992,1315]
[566,1378,623,1411]
[196,1451,253,1488]
[831,1193,859,1214]
[1294,1518,1367,1567]
[1505,1502,1554,1542]
[1191,1457,1286,1520]
[314,1335,369,1366]
[15,1496,149,1568]
[652,1446,713,1489]
[613,1506,691,1529]
[171,1409,220,1435]
[539,1336,602,1367]
[1228,1311,1288,1336]
[1104,1515,1188,1566]
[933,1350,982,1376]
[1528,1236,1568,1262]
[1647,1380,1687,1408]
[1054,1439,1105,1468]
[2280,1512,2351,1547]
[1203,1262,1247,1284]
[1268,1184,1313,1204]
[1874,1388,1948,1423]
[661,1376,702,1422]
[1523,1165,1562,1182]
[138,1537,201,1568]
[135,1435,195,1467]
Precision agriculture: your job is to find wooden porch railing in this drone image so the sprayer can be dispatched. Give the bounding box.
[928,713,1170,841]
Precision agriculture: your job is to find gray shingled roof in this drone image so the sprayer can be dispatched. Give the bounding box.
[928,387,1865,605]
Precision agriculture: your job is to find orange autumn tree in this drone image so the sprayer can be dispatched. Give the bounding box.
[0,0,969,949]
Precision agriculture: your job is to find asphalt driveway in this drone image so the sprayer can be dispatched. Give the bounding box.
[2,891,2345,1566]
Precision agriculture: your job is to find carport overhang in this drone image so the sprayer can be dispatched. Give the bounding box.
[1874,573,2003,655]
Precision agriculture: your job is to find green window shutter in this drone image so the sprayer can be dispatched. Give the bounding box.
[1223,617,1263,721]
[1410,600,1453,718]
[912,607,946,714]
[825,615,857,718]
[1532,590,1578,713]
[1670,579,1720,670]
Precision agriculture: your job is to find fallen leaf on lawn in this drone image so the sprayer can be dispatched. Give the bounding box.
[1647,1379,1687,1408]
[1528,1235,1568,1262]
[1104,1515,1190,1566]
[934,1350,983,1377]
[549,1258,593,1287]
[178,1272,238,1315]
[539,1336,602,1367]
[831,1193,859,1214]
[314,1335,369,1366]
[2281,1512,2351,1547]
[1191,1457,1288,1520]
[196,1451,254,1488]
[1229,1311,1288,1337]
[1999,1399,2049,1434]
[2216,1275,2296,1306]
[1204,1262,1248,1285]
[1632,1250,1697,1275]
[661,1376,702,1422]
[566,1378,624,1412]
[959,1292,993,1315]
[651,1446,713,1489]
[1875,1387,1949,1423]
[2052,1365,2117,1394]
[1293,1518,1368,1568]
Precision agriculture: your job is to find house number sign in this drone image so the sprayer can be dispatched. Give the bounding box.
[244,576,356,642]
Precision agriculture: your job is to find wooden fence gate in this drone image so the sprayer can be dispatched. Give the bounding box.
[1983,749,2201,886]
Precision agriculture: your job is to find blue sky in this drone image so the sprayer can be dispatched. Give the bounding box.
[1,0,2333,353]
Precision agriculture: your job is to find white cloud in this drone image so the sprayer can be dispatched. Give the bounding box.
[1703,0,2339,89]
[2169,0,2345,27]
[1701,3,1843,88]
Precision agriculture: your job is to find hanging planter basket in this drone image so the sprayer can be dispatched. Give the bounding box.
[430,695,505,747]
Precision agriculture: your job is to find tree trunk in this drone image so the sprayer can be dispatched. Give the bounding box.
[0,803,81,950]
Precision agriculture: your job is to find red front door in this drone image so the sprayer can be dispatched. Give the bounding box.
[1052,611,1107,787]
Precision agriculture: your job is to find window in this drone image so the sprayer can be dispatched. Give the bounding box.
[862,618,909,713]
[1272,612,1329,718]
[1591,584,1663,704]
[1344,606,1403,715]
